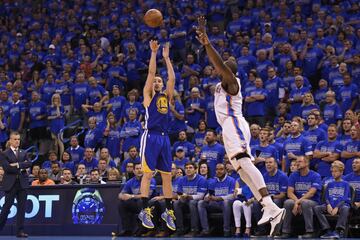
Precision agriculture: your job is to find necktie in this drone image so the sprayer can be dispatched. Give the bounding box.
[15,149,19,159]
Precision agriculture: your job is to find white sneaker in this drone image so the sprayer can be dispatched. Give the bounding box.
[258,205,283,226]
[269,208,286,237]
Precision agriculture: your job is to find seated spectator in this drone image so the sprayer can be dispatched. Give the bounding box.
[88,169,106,184]
[198,163,235,237]
[29,165,40,180]
[198,161,211,179]
[99,147,116,168]
[341,126,359,174]
[42,150,59,171]
[314,161,351,239]
[172,162,207,237]
[31,169,55,186]
[48,162,61,183]
[225,160,238,180]
[344,158,360,215]
[119,108,142,156]
[75,164,87,184]
[192,120,207,147]
[200,129,225,177]
[79,148,99,173]
[172,130,195,159]
[173,146,189,169]
[276,156,322,238]
[60,168,77,185]
[233,183,254,238]
[251,128,279,174]
[313,124,342,178]
[121,146,140,174]
[252,158,288,237]
[116,163,156,236]
[66,136,85,165]
[107,168,121,183]
[123,162,135,181]
[59,151,75,175]
[98,159,109,179]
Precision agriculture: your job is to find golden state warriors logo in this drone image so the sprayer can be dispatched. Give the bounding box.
[156,95,168,114]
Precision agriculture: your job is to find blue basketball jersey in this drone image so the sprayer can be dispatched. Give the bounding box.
[145,92,169,133]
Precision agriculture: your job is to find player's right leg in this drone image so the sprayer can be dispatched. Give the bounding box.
[223,117,285,236]
[138,131,159,229]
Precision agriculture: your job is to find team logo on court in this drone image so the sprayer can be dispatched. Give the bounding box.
[156,95,168,114]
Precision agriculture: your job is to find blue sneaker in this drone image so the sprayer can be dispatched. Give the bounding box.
[320,231,339,239]
[139,207,154,229]
[161,208,176,231]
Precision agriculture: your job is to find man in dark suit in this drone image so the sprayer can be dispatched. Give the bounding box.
[0,132,32,238]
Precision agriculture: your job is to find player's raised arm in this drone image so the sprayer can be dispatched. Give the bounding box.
[196,16,239,95]
[143,40,160,107]
[163,42,175,100]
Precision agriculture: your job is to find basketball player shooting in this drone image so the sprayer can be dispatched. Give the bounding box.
[196,16,285,237]
[138,40,176,231]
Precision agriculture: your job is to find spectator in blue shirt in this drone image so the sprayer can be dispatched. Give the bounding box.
[200,130,225,178]
[323,91,342,128]
[47,93,65,157]
[106,56,127,91]
[198,163,235,238]
[121,146,140,174]
[251,128,279,174]
[338,119,353,148]
[71,72,88,113]
[117,163,156,236]
[245,78,267,127]
[84,117,103,150]
[122,89,144,123]
[192,120,207,148]
[282,120,313,172]
[172,162,207,237]
[8,92,25,133]
[168,92,187,142]
[185,87,205,130]
[341,126,360,175]
[314,161,351,239]
[278,156,321,238]
[172,130,195,159]
[103,113,121,163]
[107,85,126,123]
[41,150,59,172]
[79,148,99,173]
[66,136,85,165]
[28,91,48,144]
[120,108,142,155]
[300,92,319,121]
[204,85,219,130]
[288,75,310,118]
[343,158,360,215]
[252,157,288,237]
[173,147,189,170]
[264,67,285,123]
[87,76,108,105]
[339,73,358,115]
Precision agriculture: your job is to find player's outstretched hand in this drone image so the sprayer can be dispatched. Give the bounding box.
[196,16,210,46]
[162,42,170,59]
[149,40,160,52]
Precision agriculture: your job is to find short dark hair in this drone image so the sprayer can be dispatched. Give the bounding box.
[90,169,99,174]
[185,162,197,169]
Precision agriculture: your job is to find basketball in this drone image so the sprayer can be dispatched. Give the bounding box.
[144,9,163,28]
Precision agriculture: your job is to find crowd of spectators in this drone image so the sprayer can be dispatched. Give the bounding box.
[0,0,359,238]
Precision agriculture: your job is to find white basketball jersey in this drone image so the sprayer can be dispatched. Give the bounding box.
[214,77,243,125]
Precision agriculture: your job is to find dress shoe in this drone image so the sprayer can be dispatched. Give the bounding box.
[299,232,315,239]
[274,233,292,239]
[16,232,28,238]
[111,230,132,237]
[197,230,210,237]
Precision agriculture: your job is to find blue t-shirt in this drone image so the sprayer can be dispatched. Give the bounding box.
[72,83,88,110]
[28,101,47,129]
[173,157,189,169]
[177,174,208,195]
[251,144,279,174]
[168,100,187,135]
[283,135,313,171]
[245,88,267,116]
[323,103,343,125]
[342,140,360,175]
[47,106,65,134]
[208,175,235,197]
[344,172,360,202]
[79,158,99,173]
[339,84,358,115]
[325,180,351,208]
[288,170,322,203]
[9,102,26,131]
[122,176,156,195]
[120,120,142,153]
[84,128,103,149]
[172,141,195,159]
[200,143,226,178]
[315,140,343,178]
[185,97,206,129]
[87,85,107,105]
[109,96,126,121]
[263,170,288,196]
[66,146,85,165]
[193,131,206,147]
[105,126,121,159]
[120,157,141,173]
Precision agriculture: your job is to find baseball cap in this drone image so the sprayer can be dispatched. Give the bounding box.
[191,87,200,93]
[49,44,56,49]
[176,146,184,152]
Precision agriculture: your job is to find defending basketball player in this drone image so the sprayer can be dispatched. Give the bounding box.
[196,16,285,237]
[138,40,176,231]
